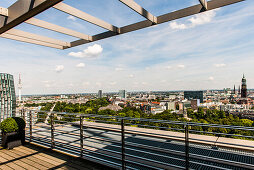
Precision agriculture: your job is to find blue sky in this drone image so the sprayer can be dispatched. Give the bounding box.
[0,0,253,95]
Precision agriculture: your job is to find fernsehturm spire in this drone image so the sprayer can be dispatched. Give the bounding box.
[18,74,22,102]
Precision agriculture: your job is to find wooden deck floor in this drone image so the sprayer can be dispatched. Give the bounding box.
[0,144,113,170]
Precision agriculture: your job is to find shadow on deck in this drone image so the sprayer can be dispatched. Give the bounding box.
[0,144,115,170]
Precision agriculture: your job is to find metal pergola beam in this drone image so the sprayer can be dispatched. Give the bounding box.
[5,29,70,47]
[199,0,208,10]
[70,0,245,48]
[25,18,92,41]
[0,0,246,49]
[0,34,63,49]
[53,2,119,32]
[119,0,157,23]
[0,0,63,34]
[0,7,8,16]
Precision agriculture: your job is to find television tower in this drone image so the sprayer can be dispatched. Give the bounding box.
[18,74,22,102]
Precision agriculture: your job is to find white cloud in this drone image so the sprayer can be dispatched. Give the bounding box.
[96,82,102,87]
[69,44,103,58]
[169,21,187,30]
[169,10,217,30]
[189,10,217,27]
[67,15,76,21]
[175,80,182,82]
[115,67,124,71]
[128,74,134,78]
[109,81,117,85]
[69,83,74,87]
[214,63,226,68]
[166,66,172,70]
[45,84,51,88]
[55,65,64,73]
[208,76,214,81]
[83,81,90,86]
[76,63,85,68]
[177,64,185,69]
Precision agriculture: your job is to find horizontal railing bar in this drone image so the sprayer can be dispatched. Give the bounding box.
[30,109,254,130]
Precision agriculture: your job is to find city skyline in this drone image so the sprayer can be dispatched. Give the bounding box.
[0,0,254,95]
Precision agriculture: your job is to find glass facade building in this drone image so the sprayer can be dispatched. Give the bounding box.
[0,73,16,121]
[184,91,204,103]
[119,90,126,99]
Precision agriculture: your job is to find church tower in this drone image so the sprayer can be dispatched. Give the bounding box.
[241,74,247,98]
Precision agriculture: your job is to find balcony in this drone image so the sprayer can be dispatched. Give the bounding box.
[1,110,254,169]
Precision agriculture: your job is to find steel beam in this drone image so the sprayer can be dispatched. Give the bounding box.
[53,2,119,32]
[25,18,92,41]
[6,29,70,46]
[199,0,208,10]
[158,0,244,24]
[119,0,157,23]
[0,7,8,16]
[1,32,64,49]
[0,0,63,34]
[69,0,245,48]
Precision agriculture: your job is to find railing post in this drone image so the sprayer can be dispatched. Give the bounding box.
[29,111,32,143]
[121,119,126,170]
[80,116,84,157]
[50,113,55,149]
[185,124,190,170]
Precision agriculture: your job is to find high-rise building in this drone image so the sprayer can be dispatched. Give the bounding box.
[241,74,247,98]
[0,73,16,121]
[184,91,203,103]
[119,90,126,99]
[98,90,102,98]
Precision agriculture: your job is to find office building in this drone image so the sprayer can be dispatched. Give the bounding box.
[166,102,176,111]
[98,90,102,98]
[184,91,203,103]
[119,90,126,99]
[191,99,200,110]
[0,73,16,121]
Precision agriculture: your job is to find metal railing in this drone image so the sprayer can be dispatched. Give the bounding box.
[2,109,254,170]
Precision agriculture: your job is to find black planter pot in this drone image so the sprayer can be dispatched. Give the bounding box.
[1,130,25,149]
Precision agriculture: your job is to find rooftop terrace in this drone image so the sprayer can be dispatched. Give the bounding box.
[1,109,254,169]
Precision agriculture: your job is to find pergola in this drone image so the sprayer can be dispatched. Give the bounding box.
[0,0,245,49]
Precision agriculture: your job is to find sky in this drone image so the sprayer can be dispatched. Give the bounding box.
[0,0,254,95]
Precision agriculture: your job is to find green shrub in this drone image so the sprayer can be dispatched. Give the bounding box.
[12,117,26,131]
[0,118,19,133]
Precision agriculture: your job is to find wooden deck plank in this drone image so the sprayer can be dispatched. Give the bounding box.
[16,146,88,170]
[1,150,38,170]
[0,144,113,170]
[9,149,49,170]
[0,164,13,170]
[0,150,35,170]
[11,147,58,169]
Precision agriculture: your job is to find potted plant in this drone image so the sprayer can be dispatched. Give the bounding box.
[0,117,26,149]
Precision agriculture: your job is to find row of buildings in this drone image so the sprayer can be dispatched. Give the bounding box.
[1,73,253,121]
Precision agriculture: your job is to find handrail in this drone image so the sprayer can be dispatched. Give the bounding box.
[10,109,254,169]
